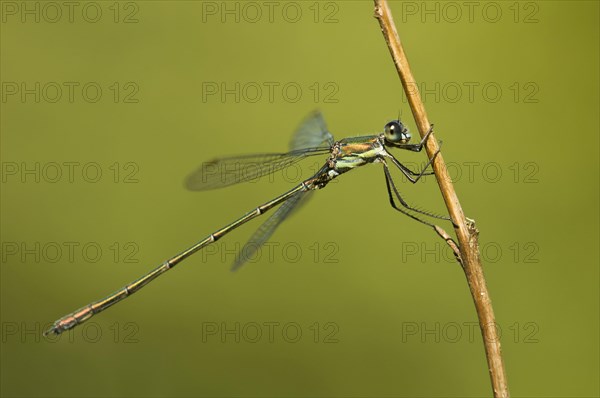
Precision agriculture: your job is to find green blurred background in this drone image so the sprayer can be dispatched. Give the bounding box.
[1,1,598,397]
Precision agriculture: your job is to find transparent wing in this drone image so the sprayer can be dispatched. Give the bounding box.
[186,111,334,191]
[185,148,329,191]
[231,191,310,271]
[253,111,335,230]
[289,110,335,151]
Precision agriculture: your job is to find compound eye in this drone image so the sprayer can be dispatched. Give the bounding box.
[384,121,411,144]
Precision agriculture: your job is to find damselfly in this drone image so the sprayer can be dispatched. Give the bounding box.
[44,111,448,336]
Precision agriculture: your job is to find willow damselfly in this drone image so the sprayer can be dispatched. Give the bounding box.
[44,111,448,336]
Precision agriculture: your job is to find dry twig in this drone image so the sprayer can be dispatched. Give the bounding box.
[373,1,509,396]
